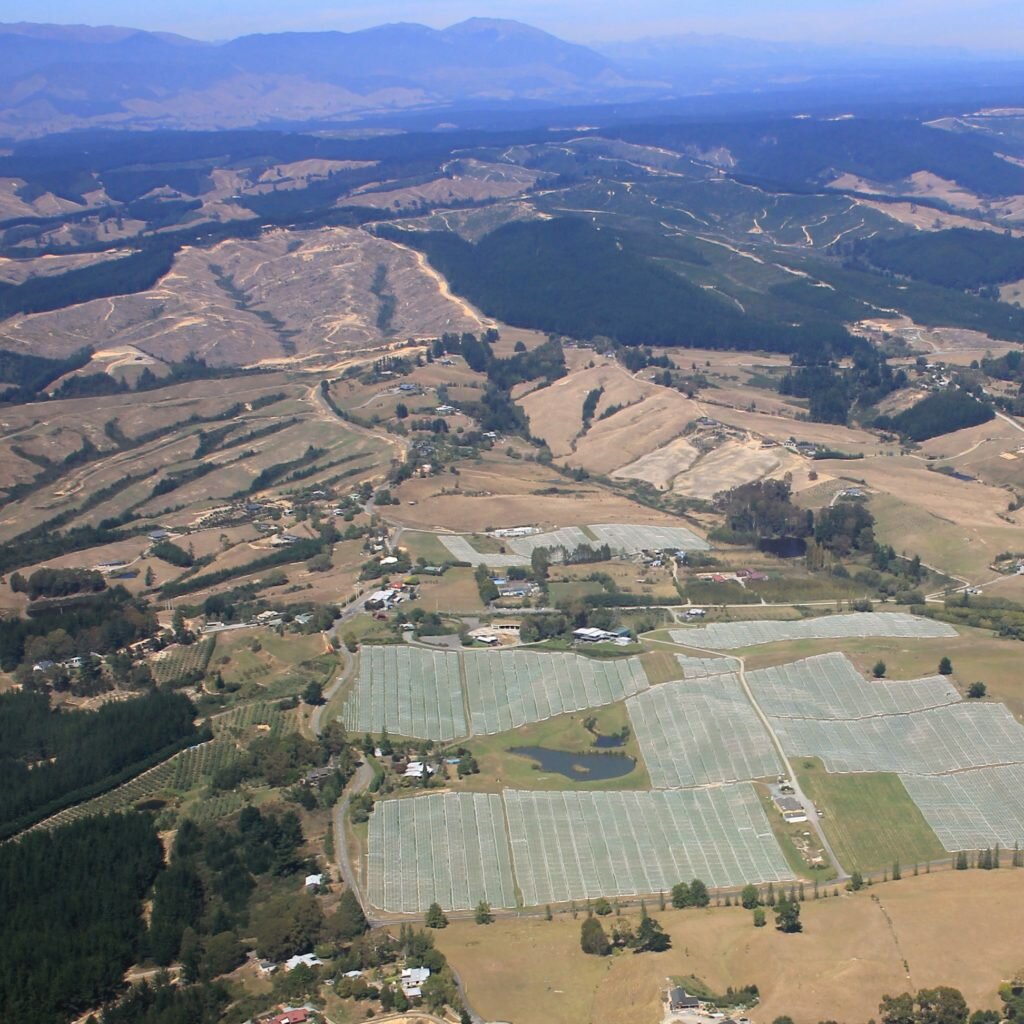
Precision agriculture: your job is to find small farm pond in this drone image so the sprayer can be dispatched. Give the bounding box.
[510,746,636,781]
[591,733,626,748]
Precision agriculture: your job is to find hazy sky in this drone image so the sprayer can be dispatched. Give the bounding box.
[4,0,1024,50]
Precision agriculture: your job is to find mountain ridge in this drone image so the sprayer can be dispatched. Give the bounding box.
[2,18,1024,140]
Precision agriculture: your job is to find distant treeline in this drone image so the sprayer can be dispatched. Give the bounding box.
[0,689,199,838]
[0,346,93,403]
[0,347,271,407]
[609,117,1024,199]
[9,566,106,600]
[779,350,906,425]
[158,538,323,598]
[981,348,1024,383]
[381,219,861,359]
[874,388,994,441]
[0,124,568,208]
[854,228,1024,291]
[811,259,1024,342]
[0,245,174,319]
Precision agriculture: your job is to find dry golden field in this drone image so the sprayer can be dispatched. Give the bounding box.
[392,451,689,534]
[518,358,652,459]
[440,871,1024,1024]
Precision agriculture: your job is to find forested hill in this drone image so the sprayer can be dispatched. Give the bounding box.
[854,228,1024,290]
[875,388,995,441]
[0,689,201,838]
[382,218,860,358]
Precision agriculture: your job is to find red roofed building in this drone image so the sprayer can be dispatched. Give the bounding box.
[271,1010,310,1024]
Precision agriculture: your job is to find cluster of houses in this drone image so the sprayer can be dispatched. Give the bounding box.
[194,498,285,532]
[32,654,99,673]
[363,582,416,612]
[758,436,820,458]
[490,574,542,600]
[693,568,769,586]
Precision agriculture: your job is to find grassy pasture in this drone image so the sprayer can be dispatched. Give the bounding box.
[639,650,685,684]
[212,629,336,700]
[414,566,487,613]
[796,759,947,872]
[550,559,681,601]
[740,626,1024,714]
[870,492,1020,582]
[437,870,1024,1024]
[548,580,605,603]
[399,530,455,564]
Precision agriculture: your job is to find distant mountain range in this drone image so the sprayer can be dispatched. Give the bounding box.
[2,18,1024,139]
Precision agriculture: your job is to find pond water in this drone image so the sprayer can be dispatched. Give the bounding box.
[510,746,636,781]
[591,732,626,748]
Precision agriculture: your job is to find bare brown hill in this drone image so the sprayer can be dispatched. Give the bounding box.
[0,226,483,365]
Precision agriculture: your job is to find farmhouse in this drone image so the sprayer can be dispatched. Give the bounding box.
[304,873,324,890]
[401,966,431,997]
[669,988,701,1011]
[364,588,399,610]
[284,953,323,971]
[303,766,335,786]
[270,1010,310,1024]
[773,794,808,823]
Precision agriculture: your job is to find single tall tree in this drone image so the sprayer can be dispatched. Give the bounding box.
[580,916,610,956]
[425,902,448,929]
[774,897,802,933]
